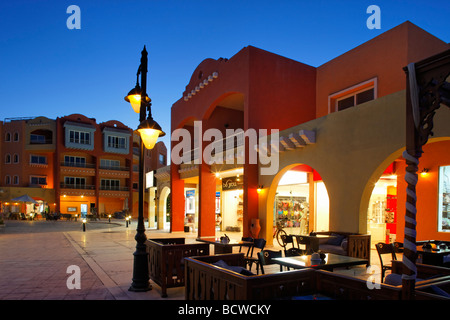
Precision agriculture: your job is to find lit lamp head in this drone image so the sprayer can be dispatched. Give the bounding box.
[420,168,429,177]
[124,85,151,113]
[137,117,165,149]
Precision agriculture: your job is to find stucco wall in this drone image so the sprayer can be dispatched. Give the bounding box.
[259,90,450,242]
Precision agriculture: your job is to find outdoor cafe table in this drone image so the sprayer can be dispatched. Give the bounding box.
[292,234,336,252]
[417,245,450,267]
[196,237,254,254]
[273,253,368,272]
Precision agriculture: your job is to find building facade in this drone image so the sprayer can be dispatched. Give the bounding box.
[0,116,56,217]
[0,114,167,220]
[167,21,450,244]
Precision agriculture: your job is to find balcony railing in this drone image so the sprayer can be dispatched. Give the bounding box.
[60,161,129,172]
[61,161,96,168]
[99,186,129,191]
[59,183,130,192]
[181,131,245,163]
[30,139,53,145]
[60,183,95,190]
[99,165,130,171]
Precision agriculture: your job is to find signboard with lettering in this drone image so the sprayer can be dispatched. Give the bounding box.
[221,177,243,191]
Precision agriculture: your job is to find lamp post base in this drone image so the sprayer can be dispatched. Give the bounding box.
[129,245,152,292]
[129,284,152,292]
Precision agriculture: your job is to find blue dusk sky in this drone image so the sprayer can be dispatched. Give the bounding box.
[0,0,449,152]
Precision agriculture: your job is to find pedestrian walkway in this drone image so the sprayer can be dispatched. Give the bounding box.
[0,220,381,300]
[0,220,185,300]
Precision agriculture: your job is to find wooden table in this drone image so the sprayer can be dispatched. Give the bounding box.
[417,247,450,267]
[273,253,368,271]
[292,234,336,252]
[196,237,253,254]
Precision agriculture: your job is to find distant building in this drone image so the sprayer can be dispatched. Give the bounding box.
[0,114,167,219]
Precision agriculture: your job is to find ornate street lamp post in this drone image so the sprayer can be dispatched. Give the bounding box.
[125,46,165,292]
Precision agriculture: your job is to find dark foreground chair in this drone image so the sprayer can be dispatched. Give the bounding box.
[375,242,397,283]
[257,249,283,274]
[245,238,266,274]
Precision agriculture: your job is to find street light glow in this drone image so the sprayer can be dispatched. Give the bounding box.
[128,94,141,113]
[138,128,161,149]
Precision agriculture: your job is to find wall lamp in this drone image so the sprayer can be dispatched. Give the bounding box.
[257,185,264,194]
[420,168,429,177]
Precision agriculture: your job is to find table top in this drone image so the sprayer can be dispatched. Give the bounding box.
[196,237,253,247]
[292,234,336,240]
[273,253,368,270]
[417,247,450,255]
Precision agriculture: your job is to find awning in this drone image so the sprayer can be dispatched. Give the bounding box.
[11,194,38,203]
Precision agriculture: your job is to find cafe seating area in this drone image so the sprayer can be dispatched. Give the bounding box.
[146,237,210,297]
[146,232,450,299]
[184,251,450,300]
[184,253,408,300]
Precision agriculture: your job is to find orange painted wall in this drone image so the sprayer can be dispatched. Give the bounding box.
[2,121,25,185]
[99,197,125,214]
[1,120,56,190]
[316,21,449,118]
[247,46,316,131]
[198,160,216,237]
[171,46,317,236]
[170,163,185,232]
[170,22,449,237]
[396,140,450,242]
[59,195,95,214]
[172,45,316,133]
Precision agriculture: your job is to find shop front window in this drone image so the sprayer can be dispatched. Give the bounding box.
[274,170,309,235]
[367,175,397,243]
[220,176,244,232]
[438,166,450,232]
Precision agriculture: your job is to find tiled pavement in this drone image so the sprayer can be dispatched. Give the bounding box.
[0,220,383,301]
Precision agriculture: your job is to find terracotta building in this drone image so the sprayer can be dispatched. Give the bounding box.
[164,21,450,244]
[0,116,56,216]
[0,114,167,219]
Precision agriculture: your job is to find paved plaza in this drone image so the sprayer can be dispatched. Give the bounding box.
[0,219,380,301]
[0,220,188,300]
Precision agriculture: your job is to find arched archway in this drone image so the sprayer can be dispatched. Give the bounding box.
[361,148,404,245]
[362,136,450,245]
[263,163,330,245]
[158,186,171,230]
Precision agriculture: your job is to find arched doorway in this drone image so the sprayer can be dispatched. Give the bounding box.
[158,186,171,230]
[364,138,450,245]
[266,163,330,244]
[360,146,404,246]
[366,163,399,245]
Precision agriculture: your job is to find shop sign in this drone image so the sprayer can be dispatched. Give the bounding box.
[222,177,243,191]
[186,190,195,197]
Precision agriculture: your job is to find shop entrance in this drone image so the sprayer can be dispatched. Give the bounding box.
[367,164,398,246]
[219,176,243,233]
[274,165,329,236]
[80,203,88,217]
[184,188,197,232]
